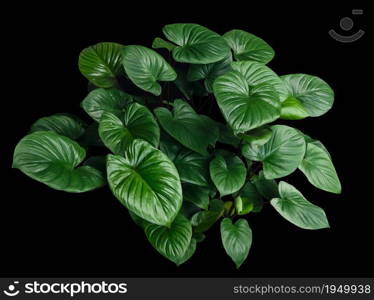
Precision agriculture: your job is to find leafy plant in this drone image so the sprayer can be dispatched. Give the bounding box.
[12,23,341,268]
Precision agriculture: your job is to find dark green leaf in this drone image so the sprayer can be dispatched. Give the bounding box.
[30,114,85,140]
[122,45,177,96]
[299,142,341,194]
[163,23,230,64]
[271,181,330,230]
[183,183,210,210]
[217,123,241,147]
[99,103,160,154]
[213,70,280,134]
[242,125,306,179]
[152,37,176,51]
[78,42,124,88]
[220,218,252,268]
[223,29,274,63]
[106,139,182,226]
[81,88,134,122]
[155,99,218,155]
[209,154,247,196]
[251,171,279,200]
[191,199,224,233]
[237,181,264,213]
[13,131,105,192]
[145,214,192,264]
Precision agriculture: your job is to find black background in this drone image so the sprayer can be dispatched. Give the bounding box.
[2,3,372,277]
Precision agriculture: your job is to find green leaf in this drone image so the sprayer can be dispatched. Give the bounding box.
[175,238,197,266]
[191,199,224,233]
[106,139,182,226]
[237,181,264,213]
[223,29,274,64]
[160,133,211,187]
[78,42,124,88]
[152,37,176,51]
[155,99,218,155]
[209,154,247,197]
[217,123,241,147]
[30,114,85,140]
[280,96,310,120]
[239,126,272,147]
[251,171,279,200]
[99,103,160,154]
[187,54,232,92]
[173,67,206,100]
[122,45,177,96]
[182,183,210,210]
[220,218,252,268]
[181,201,201,219]
[231,61,288,102]
[242,125,306,179]
[163,23,230,64]
[145,214,192,264]
[271,181,330,230]
[13,131,105,192]
[281,74,334,117]
[299,142,341,194]
[213,70,280,134]
[81,88,134,122]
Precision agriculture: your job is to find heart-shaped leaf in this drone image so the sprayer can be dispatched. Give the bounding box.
[13,131,105,192]
[271,181,330,230]
[223,29,274,63]
[163,23,230,64]
[209,154,247,196]
[155,99,218,155]
[99,103,160,154]
[78,42,124,88]
[122,45,177,96]
[182,183,210,210]
[145,214,192,264]
[213,70,280,134]
[220,218,252,268]
[106,139,182,226]
[30,114,86,140]
[81,88,134,122]
[281,74,334,117]
[175,238,197,266]
[187,54,232,92]
[299,142,341,194]
[242,125,306,179]
[231,61,288,102]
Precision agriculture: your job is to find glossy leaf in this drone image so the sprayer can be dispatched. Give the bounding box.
[30,114,85,140]
[81,88,134,122]
[187,54,232,92]
[242,125,306,179]
[281,74,334,117]
[223,29,274,63]
[213,70,280,134]
[145,214,192,264]
[299,142,341,194]
[220,218,252,268]
[99,103,160,154]
[271,181,330,230]
[106,139,182,226]
[155,99,218,155]
[13,131,105,192]
[239,126,272,147]
[163,23,230,64]
[231,61,288,102]
[122,45,177,96]
[176,238,197,266]
[78,42,124,88]
[152,37,176,51]
[183,183,210,210]
[280,96,310,120]
[209,154,247,196]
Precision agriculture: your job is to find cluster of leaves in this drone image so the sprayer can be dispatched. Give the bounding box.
[12,24,341,268]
